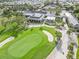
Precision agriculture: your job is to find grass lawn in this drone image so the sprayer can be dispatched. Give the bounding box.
[0,27,58,59]
[77,36,79,59]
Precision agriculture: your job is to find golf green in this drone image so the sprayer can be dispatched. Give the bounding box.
[8,29,47,58]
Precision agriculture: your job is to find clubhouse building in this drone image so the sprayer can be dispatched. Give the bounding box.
[22,11,56,23]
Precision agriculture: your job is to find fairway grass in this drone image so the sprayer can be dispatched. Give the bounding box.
[8,33,43,57]
[0,27,58,59]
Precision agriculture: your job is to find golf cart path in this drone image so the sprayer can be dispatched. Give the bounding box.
[43,30,54,42]
[0,36,14,47]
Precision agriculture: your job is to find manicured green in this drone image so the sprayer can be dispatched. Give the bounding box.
[0,27,58,59]
[8,33,45,58]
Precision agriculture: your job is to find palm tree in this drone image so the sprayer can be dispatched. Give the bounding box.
[55,6,61,16]
[48,7,53,14]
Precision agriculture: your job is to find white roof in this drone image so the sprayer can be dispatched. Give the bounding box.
[65,12,79,26]
[46,16,55,20]
[23,12,34,16]
[33,13,42,18]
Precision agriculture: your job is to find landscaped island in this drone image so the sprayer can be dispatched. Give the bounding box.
[77,35,79,59]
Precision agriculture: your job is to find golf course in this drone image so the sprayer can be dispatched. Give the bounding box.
[0,27,61,59]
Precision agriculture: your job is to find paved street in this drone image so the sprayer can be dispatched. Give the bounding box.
[47,11,78,59]
[0,36,14,47]
[47,24,69,59]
